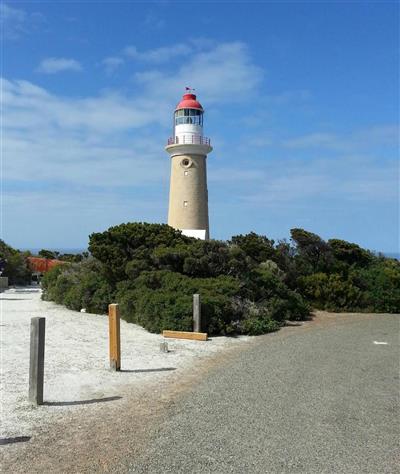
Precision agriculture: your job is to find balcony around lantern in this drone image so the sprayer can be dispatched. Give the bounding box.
[167,135,211,146]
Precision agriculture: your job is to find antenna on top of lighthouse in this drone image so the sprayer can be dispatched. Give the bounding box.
[185,86,195,93]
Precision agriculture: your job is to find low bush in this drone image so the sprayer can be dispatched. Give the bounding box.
[350,260,400,313]
[42,259,114,313]
[298,272,365,311]
[40,222,399,337]
[116,271,245,335]
[0,240,31,285]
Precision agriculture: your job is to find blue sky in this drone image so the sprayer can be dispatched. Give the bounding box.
[1,1,398,252]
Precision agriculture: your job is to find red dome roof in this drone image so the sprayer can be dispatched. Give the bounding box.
[176,93,203,111]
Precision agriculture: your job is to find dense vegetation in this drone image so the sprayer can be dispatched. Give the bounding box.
[0,240,32,285]
[40,223,400,336]
[37,249,89,263]
[0,242,89,286]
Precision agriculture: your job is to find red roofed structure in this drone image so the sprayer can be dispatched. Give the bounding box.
[27,257,65,274]
[175,93,203,111]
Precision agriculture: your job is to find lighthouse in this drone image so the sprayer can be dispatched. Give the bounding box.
[165,90,212,240]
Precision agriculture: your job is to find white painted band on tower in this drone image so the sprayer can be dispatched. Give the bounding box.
[165,92,213,240]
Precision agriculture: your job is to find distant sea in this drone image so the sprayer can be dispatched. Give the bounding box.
[22,248,88,255]
[384,252,400,260]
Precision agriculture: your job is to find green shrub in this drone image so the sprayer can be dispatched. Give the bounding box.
[230,232,275,263]
[267,293,311,322]
[299,272,364,311]
[127,290,193,333]
[0,240,31,285]
[42,259,114,313]
[63,282,84,311]
[42,222,400,338]
[89,223,192,283]
[351,260,400,312]
[291,228,334,274]
[241,315,280,335]
[41,264,67,299]
[116,271,242,335]
[41,223,314,335]
[51,270,79,305]
[328,239,373,267]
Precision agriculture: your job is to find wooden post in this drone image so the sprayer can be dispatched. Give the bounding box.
[29,317,45,405]
[108,304,121,371]
[193,293,201,333]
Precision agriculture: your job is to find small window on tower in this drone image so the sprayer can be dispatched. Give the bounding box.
[181,158,191,168]
[184,170,189,176]
[183,201,188,207]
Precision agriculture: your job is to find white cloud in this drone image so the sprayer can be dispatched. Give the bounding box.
[283,133,337,149]
[2,77,171,189]
[282,125,398,151]
[143,11,166,30]
[134,42,264,104]
[1,3,27,39]
[266,89,311,105]
[247,136,274,148]
[99,41,262,106]
[101,42,194,74]
[0,3,44,40]
[123,43,192,64]
[2,75,170,246]
[206,121,398,214]
[216,152,398,209]
[102,56,124,74]
[2,78,166,134]
[210,168,266,183]
[37,58,82,74]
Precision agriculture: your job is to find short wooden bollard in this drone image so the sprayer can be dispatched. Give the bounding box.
[193,293,201,333]
[108,304,121,371]
[29,317,45,405]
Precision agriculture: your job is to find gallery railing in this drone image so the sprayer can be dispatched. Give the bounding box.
[167,135,211,146]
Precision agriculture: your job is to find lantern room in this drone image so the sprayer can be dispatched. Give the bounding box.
[170,92,209,146]
[174,108,203,126]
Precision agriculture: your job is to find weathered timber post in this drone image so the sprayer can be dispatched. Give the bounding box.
[29,317,45,405]
[193,294,201,333]
[108,304,121,371]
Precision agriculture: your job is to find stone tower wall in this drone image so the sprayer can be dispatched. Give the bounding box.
[167,153,209,239]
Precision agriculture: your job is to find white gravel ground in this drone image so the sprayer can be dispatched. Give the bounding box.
[0,286,249,439]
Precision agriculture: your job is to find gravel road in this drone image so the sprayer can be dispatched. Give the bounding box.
[127,313,399,473]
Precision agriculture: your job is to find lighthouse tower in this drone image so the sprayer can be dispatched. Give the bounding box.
[165,91,212,240]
